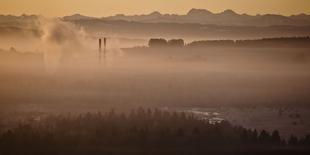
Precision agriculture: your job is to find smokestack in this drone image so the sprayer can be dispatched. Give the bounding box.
[99,38,102,63]
[103,38,107,61]
[98,38,107,64]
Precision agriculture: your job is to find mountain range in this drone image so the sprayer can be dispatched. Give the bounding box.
[63,9,310,27]
[1,9,310,41]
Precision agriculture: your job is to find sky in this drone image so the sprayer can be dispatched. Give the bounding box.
[0,0,310,17]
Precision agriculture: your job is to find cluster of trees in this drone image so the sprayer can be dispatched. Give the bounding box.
[188,37,310,48]
[149,38,185,48]
[148,37,310,49]
[0,108,309,154]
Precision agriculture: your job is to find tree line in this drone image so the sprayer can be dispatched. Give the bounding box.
[148,37,310,48]
[0,108,309,154]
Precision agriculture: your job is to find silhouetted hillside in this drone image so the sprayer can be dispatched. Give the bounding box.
[65,19,310,39]
[63,14,96,21]
[99,8,310,26]
[0,14,42,38]
[1,14,310,40]
[59,9,310,39]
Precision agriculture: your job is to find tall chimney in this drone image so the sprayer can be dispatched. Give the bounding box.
[99,38,102,62]
[103,38,107,61]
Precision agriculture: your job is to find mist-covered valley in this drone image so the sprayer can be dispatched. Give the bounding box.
[1,14,310,149]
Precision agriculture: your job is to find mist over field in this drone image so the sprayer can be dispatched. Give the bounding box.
[1,8,310,154]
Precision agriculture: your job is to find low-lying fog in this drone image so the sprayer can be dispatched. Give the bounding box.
[1,19,310,137]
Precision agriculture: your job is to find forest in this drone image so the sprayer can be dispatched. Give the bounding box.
[147,37,310,48]
[1,108,309,155]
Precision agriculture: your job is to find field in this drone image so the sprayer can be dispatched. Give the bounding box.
[1,47,310,139]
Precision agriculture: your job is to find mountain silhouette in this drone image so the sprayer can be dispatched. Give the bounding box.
[63,14,95,21]
[1,10,310,40]
[187,8,213,16]
[89,8,310,26]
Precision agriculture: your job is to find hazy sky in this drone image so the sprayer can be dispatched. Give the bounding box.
[0,0,310,17]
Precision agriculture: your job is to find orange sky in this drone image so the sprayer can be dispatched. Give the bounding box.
[0,0,310,17]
